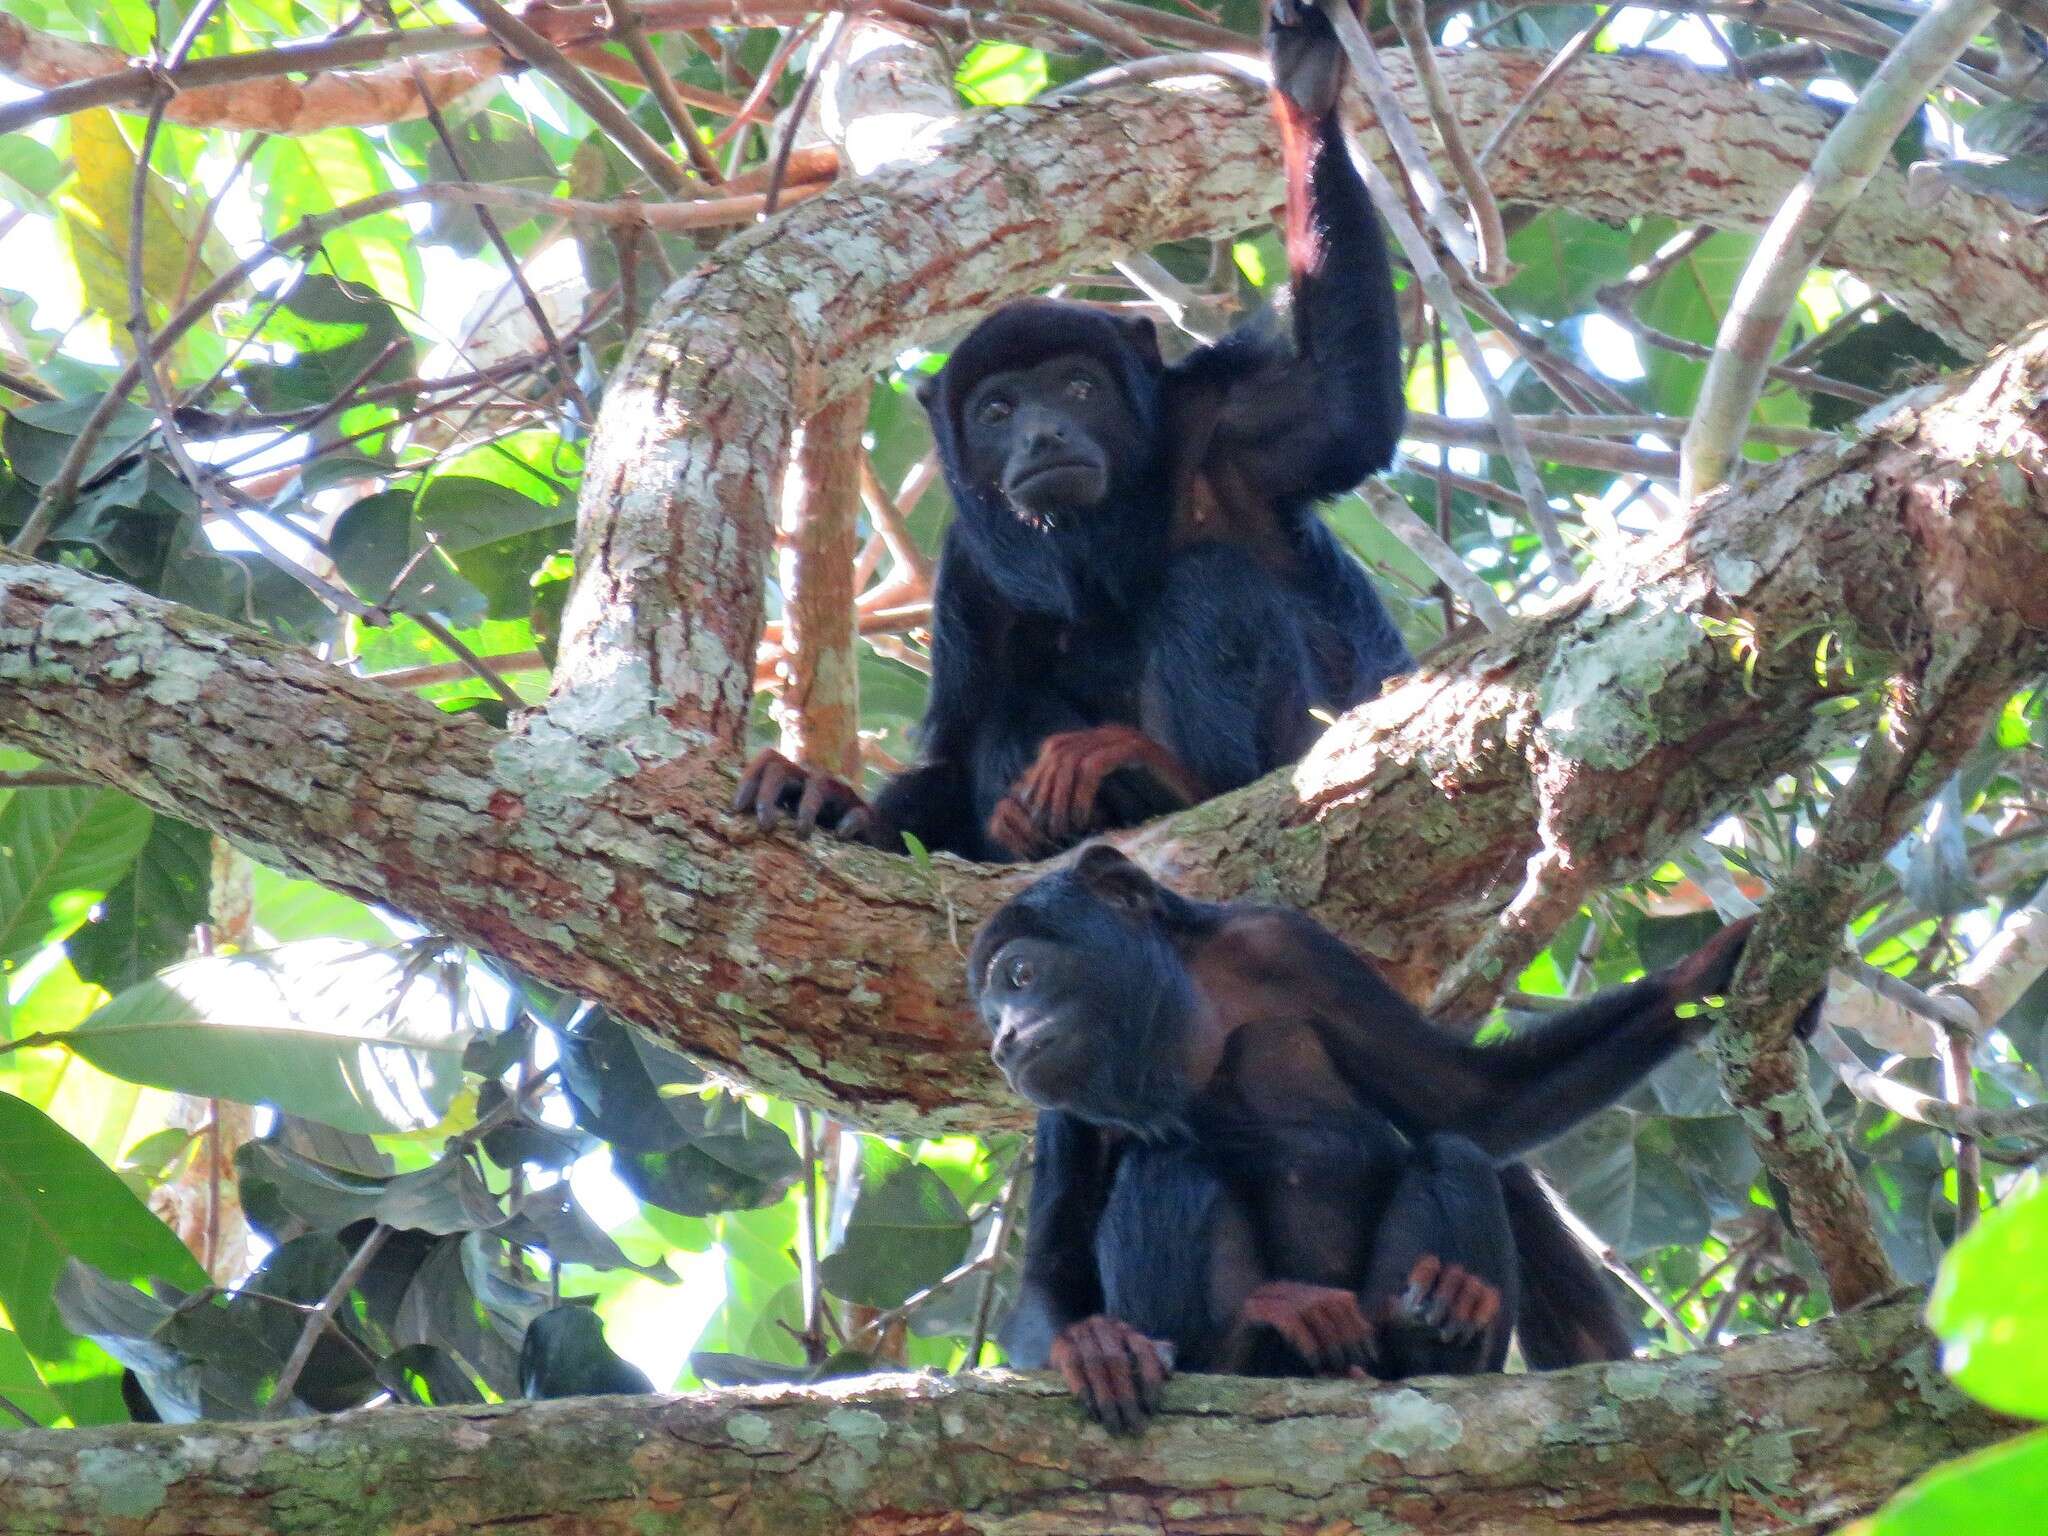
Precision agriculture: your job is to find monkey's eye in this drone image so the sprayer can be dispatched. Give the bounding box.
[1066,375,1094,400]
[977,398,1012,425]
[1006,956,1036,990]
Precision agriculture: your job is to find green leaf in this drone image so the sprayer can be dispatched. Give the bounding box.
[0,1092,206,1425]
[612,1103,803,1218]
[0,1326,65,1426]
[1498,211,1638,321]
[819,1140,972,1309]
[1850,1427,2048,1536]
[956,43,1048,106]
[234,273,416,413]
[67,815,212,992]
[249,865,396,945]
[67,941,474,1134]
[0,788,154,967]
[237,1140,505,1237]
[518,1306,654,1399]
[1928,1171,2048,1419]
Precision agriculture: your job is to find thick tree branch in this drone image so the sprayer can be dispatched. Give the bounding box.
[3,320,2044,1136]
[0,1300,2011,1535]
[551,47,2048,801]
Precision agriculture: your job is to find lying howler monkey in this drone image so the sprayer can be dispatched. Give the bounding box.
[736,0,1413,862]
[971,847,1757,1431]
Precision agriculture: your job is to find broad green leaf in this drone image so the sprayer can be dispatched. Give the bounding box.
[818,1140,971,1309]
[0,1091,206,1425]
[0,788,153,966]
[237,1140,504,1236]
[1499,211,1639,321]
[1847,1428,2048,1536]
[249,865,395,945]
[66,941,473,1134]
[1928,1171,2048,1419]
[58,110,225,333]
[68,815,211,992]
[957,43,1048,106]
[518,1306,654,1399]
[0,1326,65,1426]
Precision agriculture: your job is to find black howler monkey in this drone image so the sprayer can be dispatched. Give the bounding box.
[736,0,1413,862]
[970,846,1758,1431]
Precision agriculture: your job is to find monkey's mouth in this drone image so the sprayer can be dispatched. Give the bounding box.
[1007,461,1104,527]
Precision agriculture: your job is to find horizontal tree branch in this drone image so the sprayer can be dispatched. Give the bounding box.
[3,319,2045,1136]
[0,1299,2011,1536]
[1,53,2046,1137]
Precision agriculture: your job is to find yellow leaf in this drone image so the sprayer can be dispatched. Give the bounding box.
[57,110,224,353]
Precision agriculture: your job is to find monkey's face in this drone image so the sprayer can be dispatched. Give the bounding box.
[958,355,1145,529]
[969,849,1195,1134]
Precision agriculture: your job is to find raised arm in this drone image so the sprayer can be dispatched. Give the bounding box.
[1197,0,1407,503]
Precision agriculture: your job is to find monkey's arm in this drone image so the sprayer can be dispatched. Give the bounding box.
[1193,0,1405,503]
[1007,1111,1113,1360]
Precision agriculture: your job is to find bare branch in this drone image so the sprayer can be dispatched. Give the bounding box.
[1682,0,2003,498]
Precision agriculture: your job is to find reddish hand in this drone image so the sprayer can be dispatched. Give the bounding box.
[732,749,878,841]
[1049,1315,1174,1435]
[1387,1255,1503,1347]
[986,725,1203,858]
[1239,1280,1377,1377]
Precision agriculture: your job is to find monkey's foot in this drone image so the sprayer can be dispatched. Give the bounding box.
[1239,1280,1377,1377]
[1003,725,1202,852]
[732,749,878,842]
[1389,1255,1502,1346]
[1050,1315,1174,1435]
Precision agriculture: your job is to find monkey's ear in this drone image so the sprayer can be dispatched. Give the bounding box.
[1074,844,1158,915]
[1120,314,1163,373]
[914,372,941,413]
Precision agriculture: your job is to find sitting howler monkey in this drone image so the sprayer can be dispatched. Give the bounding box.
[736,0,1413,862]
[971,847,1759,1431]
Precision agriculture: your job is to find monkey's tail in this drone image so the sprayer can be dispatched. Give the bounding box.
[1499,1162,1638,1369]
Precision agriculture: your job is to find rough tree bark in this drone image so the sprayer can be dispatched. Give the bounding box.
[4,318,2042,1133]
[0,1300,2010,1536]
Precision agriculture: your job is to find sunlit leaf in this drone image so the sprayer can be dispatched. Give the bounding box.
[0,1092,206,1425]
[819,1139,972,1309]
[1847,1428,2048,1536]
[1928,1172,2048,1420]
[67,941,473,1133]
[0,787,153,967]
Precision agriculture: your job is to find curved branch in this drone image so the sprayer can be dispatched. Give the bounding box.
[0,1299,2012,1535]
[551,48,2048,757]
[3,318,2044,1136]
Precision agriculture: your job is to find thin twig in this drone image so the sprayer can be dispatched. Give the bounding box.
[1810,1018,2048,1150]
[1477,3,1626,170]
[378,1,594,422]
[1321,0,1480,270]
[411,610,529,708]
[1359,481,1511,631]
[461,0,692,195]
[1940,1025,1983,1230]
[1681,0,2001,498]
[766,9,857,216]
[268,1224,391,1415]
[604,0,726,183]
[1546,1193,1701,1349]
[1390,0,1506,282]
[966,1156,1027,1368]
[794,1109,825,1362]
[1350,146,1570,566]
